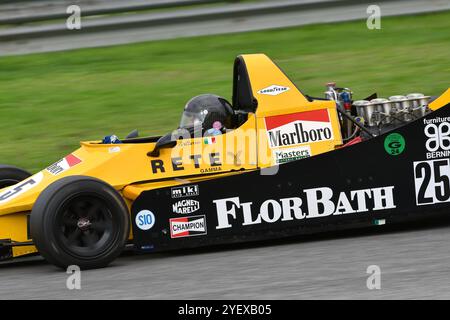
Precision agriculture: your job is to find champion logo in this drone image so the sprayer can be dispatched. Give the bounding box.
[265,109,333,148]
[170,215,207,238]
[46,154,82,175]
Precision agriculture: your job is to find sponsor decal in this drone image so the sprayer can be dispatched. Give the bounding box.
[170,215,207,238]
[265,109,333,148]
[204,137,216,145]
[273,145,311,164]
[212,186,396,229]
[424,118,450,159]
[373,219,386,226]
[150,153,222,174]
[173,199,200,214]
[0,172,44,204]
[200,167,222,173]
[135,210,156,231]
[257,85,290,96]
[46,154,82,175]
[414,159,450,205]
[171,185,199,198]
[178,140,201,147]
[384,133,405,156]
[108,146,121,153]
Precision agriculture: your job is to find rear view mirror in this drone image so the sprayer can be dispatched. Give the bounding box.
[147,134,177,157]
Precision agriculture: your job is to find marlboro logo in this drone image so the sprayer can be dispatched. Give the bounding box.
[265,109,333,148]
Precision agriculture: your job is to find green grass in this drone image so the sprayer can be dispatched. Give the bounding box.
[0,11,449,172]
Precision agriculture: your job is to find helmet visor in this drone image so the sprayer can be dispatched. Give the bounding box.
[179,110,207,129]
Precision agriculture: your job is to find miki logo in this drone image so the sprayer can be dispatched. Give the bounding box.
[171,185,199,199]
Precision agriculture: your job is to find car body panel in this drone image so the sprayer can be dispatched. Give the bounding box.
[131,102,450,252]
[0,53,448,261]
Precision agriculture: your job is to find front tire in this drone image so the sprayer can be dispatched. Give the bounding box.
[0,165,32,189]
[30,176,130,269]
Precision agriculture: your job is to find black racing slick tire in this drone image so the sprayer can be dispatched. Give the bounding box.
[0,165,32,189]
[30,176,130,270]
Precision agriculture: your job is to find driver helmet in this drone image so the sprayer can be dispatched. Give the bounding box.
[179,94,234,134]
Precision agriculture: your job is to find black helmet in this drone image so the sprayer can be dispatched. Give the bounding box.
[179,94,234,132]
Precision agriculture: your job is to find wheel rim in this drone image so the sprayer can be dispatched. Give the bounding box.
[56,194,117,258]
[0,179,20,189]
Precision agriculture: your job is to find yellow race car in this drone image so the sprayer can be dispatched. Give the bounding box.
[1,54,449,269]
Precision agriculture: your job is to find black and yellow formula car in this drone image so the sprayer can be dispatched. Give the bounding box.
[1,54,449,269]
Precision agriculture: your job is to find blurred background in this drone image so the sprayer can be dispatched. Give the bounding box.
[0,0,449,172]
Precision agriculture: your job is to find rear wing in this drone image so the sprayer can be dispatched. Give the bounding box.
[429,88,450,111]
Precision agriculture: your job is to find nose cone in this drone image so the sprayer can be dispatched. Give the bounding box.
[0,172,45,215]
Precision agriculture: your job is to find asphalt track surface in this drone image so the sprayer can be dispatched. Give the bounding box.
[1,216,449,299]
[1,0,450,56]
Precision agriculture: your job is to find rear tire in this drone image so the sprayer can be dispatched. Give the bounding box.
[30,176,130,269]
[0,165,32,189]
